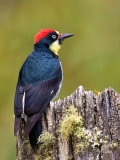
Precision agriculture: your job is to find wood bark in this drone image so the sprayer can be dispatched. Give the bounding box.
[16,86,120,160]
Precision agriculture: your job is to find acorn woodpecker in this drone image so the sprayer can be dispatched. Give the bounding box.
[14,28,74,151]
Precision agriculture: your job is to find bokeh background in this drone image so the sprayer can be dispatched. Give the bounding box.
[1,0,120,159]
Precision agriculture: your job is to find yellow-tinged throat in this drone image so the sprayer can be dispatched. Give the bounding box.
[49,39,61,55]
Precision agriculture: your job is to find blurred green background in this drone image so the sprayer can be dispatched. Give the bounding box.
[1,0,120,159]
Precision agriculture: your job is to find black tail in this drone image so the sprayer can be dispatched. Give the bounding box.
[29,119,42,152]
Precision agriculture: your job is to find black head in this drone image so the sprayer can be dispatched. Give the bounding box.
[34,29,74,54]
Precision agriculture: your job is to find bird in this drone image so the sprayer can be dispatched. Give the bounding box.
[14,28,74,152]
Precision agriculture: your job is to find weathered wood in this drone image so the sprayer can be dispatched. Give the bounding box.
[16,86,120,160]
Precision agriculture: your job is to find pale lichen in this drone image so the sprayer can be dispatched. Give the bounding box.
[18,139,31,157]
[59,106,83,140]
[109,142,118,150]
[59,106,107,155]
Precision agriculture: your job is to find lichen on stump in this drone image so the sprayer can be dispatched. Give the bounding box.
[16,86,120,160]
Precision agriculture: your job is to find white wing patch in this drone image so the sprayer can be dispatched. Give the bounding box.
[21,92,27,122]
[51,90,53,94]
[22,92,25,113]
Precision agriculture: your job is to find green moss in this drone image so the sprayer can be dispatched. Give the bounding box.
[34,132,56,160]
[37,131,55,145]
[59,106,90,154]
[59,106,83,140]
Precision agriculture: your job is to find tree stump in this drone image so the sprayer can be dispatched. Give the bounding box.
[16,86,120,160]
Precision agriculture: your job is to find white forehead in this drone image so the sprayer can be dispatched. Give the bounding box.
[55,30,60,35]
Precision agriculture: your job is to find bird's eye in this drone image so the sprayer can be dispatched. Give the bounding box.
[52,35,57,39]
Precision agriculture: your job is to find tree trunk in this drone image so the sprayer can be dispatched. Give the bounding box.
[16,86,120,160]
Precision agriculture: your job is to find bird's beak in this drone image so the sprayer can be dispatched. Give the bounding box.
[59,33,74,44]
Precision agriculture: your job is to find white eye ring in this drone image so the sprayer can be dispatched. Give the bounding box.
[52,35,57,39]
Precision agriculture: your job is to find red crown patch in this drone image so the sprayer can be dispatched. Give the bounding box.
[34,29,55,44]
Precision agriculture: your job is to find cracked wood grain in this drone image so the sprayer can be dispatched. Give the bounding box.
[16,86,120,160]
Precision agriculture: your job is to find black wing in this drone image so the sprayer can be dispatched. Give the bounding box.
[14,76,62,136]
